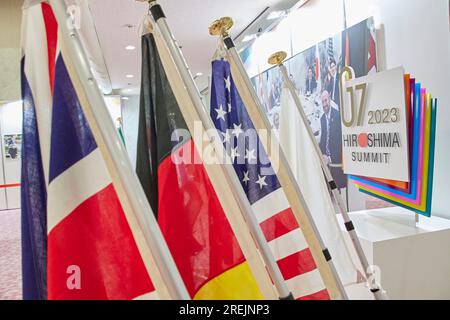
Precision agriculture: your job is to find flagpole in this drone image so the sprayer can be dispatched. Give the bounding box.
[269,51,387,300]
[145,0,293,300]
[213,18,349,300]
[49,0,190,300]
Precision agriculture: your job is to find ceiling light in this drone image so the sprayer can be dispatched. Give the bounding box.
[193,72,203,80]
[121,96,129,101]
[267,10,285,20]
[242,34,257,42]
[126,74,134,79]
[125,45,136,51]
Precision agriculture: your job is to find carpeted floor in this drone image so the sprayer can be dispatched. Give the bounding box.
[0,209,22,300]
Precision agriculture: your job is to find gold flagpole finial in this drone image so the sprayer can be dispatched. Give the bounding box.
[268,51,288,66]
[209,17,234,36]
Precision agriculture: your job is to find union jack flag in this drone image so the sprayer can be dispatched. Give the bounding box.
[21,2,155,300]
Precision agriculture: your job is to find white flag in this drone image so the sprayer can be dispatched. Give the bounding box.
[279,86,363,286]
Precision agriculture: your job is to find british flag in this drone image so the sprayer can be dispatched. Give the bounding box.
[21,2,155,300]
[210,59,329,300]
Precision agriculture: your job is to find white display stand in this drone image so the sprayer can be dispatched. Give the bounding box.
[339,207,450,300]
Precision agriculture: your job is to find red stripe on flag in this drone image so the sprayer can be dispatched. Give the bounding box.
[0,183,20,189]
[157,139,246,298]
[368,33,377,71]
[48,184,154,300]
[297,288,330,300]
[41,3,58,94]
[277,248,317,281]
[259,208,299,243]
[315,57,320,81]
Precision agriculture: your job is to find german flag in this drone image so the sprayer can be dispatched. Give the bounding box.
[136,33,263,300]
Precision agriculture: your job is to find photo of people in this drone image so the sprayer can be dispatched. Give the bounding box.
[4,134,22,161]
[285,35,346,188]
[318,90,346,188]
[253,66,284,114]
[252,18,377,190]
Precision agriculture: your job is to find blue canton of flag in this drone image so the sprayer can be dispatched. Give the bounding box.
[210,60,280,204]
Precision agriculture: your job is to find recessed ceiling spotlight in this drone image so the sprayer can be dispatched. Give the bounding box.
[267,10,285,20]
[126,74,134,79]
[125,45,136,51]
[242,34,257,42]
[193,72,203,80]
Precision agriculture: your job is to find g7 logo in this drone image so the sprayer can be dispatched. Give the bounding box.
[339,66,368,128]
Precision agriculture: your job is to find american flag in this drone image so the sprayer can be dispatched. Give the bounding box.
[210,59,330,300]
[21,2,155,299]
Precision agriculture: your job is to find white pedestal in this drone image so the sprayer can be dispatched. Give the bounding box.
[339,207,450,300]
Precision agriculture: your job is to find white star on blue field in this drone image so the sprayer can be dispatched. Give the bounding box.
[210,59,281,204]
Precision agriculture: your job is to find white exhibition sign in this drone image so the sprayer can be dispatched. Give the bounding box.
[340,67,410,182]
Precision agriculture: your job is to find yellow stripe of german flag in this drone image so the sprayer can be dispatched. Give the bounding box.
[194,262,264,300]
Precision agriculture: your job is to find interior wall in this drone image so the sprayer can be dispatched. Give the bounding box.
[0,130,6,210]
[0,0,22,102]
[121,95,140,169]
[0,101,23,210]
[243,0,346,78]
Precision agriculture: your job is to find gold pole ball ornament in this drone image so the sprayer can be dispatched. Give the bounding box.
[209,17,234,36]
[268,51,288,66]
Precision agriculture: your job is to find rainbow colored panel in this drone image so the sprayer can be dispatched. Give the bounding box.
[349,74,437,217]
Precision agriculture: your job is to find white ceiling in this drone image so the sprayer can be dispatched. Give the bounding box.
[87,0,297,94]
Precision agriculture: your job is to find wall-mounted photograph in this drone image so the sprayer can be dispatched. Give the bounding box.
[3,134,22,161]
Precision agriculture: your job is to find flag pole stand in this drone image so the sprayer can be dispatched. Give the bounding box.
[145,0,293,300]
[268,50,388,300]
[212,17,349,300]
[49,0,190,300]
